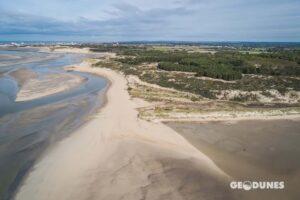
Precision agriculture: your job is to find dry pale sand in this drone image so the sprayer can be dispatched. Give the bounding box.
[52,47,91,54]
[15,72,85,102]
[15,63,237,200]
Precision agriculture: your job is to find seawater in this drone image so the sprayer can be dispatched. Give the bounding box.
[0,47,107,200]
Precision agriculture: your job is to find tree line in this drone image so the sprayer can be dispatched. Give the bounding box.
[115,48,300,80]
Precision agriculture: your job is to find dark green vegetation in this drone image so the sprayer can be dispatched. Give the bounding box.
[92,44,300,102]
[116,49,300,80]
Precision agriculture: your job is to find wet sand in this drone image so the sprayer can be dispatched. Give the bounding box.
[15,71,86,102]
[0,48,108,200]
[0,54,21,60]
[9,68,38,86]
[0,92,105,200]
[165,119,300,200]
[0,50,61,68]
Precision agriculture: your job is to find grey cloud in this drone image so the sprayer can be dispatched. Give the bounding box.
[0,4,193,37]
[1,0,299,42]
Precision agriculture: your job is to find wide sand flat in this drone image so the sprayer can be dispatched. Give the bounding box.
[15,63,236,200]
[166,119,300,199]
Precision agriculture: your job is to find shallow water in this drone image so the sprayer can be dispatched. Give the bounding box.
[0,47,107,200]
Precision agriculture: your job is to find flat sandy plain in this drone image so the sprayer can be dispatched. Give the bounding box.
[166,119,300,199]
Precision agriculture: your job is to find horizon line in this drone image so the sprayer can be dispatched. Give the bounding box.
[1,40,300,44]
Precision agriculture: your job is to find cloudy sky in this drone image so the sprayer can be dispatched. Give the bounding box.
[0,0,299,42]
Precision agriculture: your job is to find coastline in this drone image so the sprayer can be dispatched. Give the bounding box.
[15,62,236,200]
[0,48,109,200]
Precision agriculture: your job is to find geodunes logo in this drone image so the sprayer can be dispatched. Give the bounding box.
[230,181,285,191]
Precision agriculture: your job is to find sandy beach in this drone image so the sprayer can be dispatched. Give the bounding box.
[15,63,237,200]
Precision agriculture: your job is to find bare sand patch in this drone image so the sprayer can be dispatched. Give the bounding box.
[9,68,38,86]
[52,47,91,54]
[15,63,237,200]
[15,72,85,102]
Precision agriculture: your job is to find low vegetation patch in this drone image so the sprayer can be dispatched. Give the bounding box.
[91,44,300,105]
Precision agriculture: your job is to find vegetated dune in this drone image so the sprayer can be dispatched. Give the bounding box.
[15,63,238,200]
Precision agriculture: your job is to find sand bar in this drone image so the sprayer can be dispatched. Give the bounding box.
[9,68,38,86]
[15,72,86,102]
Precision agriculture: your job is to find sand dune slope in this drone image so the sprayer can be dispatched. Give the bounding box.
[15,64,236,200]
